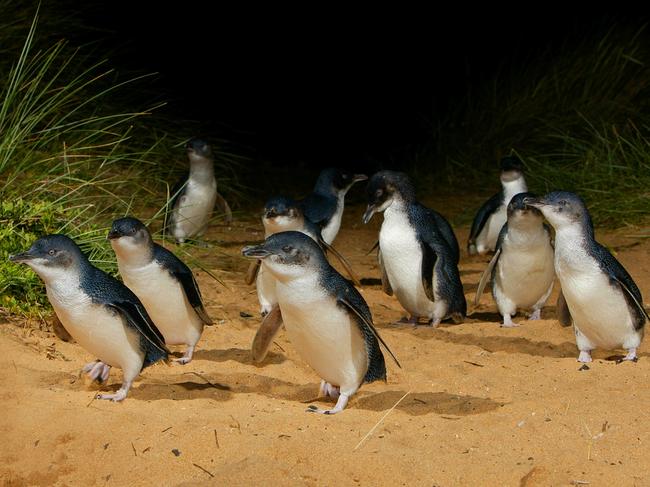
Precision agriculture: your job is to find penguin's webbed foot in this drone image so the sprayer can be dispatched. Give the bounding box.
[83,360,111,383]
[578,350,593,363]
[394,316,419,327]
[306,393,349,415]
[174,345,195,365]
[618,348,638,363]
[96,388,128,402]
[501,314,519,328]
[529,309,542,321]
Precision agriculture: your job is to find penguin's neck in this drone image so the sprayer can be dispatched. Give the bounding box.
[507,216,546,246]
[501,176,527,201]
[113,242,154,270]
[189,157,215,182]
[383,196,409,219]
[553,224,593,273]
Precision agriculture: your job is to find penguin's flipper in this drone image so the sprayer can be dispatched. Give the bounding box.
[556,289,572,326]
[378,249,393,296]
[154,246,213,325]
[594,242,648,330]
[245,260,261,285]
[164,172,189,230]
[419,241,438,302]
[108,300,170,358]
[301,193,337,228]
[468,192,501,253]
[319,238,360,286]
[215,192,233,224]
[474,248,501,307]
[251,305,283,363]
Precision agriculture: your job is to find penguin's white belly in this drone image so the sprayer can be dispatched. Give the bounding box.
[380,217,433,318]
[558,262,637,349]
[256,264,278,314]
[321,196,344,245]
[120,263,203,346]
[47,284,144,373]
[275,278,367,392]
[496,242,554,308]
[477,206,506,252]
[173,181,217,239]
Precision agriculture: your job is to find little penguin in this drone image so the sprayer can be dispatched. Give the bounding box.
[363,170,466,325]
[525,191,647,362]
[299,168,367,245]
[242,231,400,414]
[167,137,232,243]
[467,155,528,255]
[474,192,555,327]
[108,217,213,364]
[246,197,360,363]
[9,235,169,401]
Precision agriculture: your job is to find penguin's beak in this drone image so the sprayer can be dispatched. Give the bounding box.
[353,174,368,183]
[8,251,34,263]
[106,230,121,241]
[242,245,272,259]
[362,204,377,224]
[522,196,546,208]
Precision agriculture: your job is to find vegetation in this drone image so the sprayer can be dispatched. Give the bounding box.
[0,5,239,316]
[429,22,650,226]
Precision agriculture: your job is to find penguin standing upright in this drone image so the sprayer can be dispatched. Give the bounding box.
[242,231,399,414]
[9,235,169,401]
[474,193,555,327]
[300,168,367,245]
[109,217,213,364]
[167,138,232,243]
[246,197,359,363]
[363,170,466,325]
[467,155,528,255]
[525,191,647,362]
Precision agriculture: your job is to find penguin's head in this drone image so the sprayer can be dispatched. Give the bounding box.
[315,168,368,194]
[186,137,213,160]
[500,155,524,183]
[507,192,543,219]
[242,231,323,281]
[362,170,415,224]
[523,191,590,231]
[108,217,153,258]
[9,234,85,282]
[262,196,303,233]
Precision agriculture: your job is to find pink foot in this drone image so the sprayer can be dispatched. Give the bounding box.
[578,350,592,363]
[501,314,519,328]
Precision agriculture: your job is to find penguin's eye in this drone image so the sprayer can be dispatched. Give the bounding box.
[282,245,293,253]
[376,189,384,197]
[130,227,137,235]
[48,249,56,256]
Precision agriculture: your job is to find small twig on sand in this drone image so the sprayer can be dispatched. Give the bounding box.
[214,429,220,448]
[161,426,172,433]
[131,442,137,457]
[354,390,411,451]
[86,394,97,408]
[273,341,286,353]
[192,463,214,478]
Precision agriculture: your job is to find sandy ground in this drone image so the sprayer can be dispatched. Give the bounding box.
[2,193,650,486]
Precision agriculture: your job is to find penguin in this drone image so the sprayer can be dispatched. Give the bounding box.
[474,192,555,327]
[525,191,647,362]
[9,235,169,401]
[362,170,466,325]
[299,168,367,245]
[467,155,528,255]
[245,197,360,363]
[242,231,400,414]
[108,217,213,364]
[167,137,232,244]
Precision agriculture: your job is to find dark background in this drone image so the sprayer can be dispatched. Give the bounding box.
[77,5,612,172]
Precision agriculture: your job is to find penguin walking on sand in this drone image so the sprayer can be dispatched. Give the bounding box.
[242,231,400,414]
[474,192,555,327]
[467,155,528,255]
[109,217,213,364]
[363,170,466,326]
[299,168,367,245]
[245,197,359,363]
[9,235,169,401]
[167,137,232,243]
[525,191,647,362]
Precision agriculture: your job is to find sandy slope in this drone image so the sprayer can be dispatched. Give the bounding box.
[2,197,650,486]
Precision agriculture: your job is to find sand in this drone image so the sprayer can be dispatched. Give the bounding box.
[2,195,650,486]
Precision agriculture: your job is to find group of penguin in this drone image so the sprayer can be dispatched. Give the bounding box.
[8,140,648,415]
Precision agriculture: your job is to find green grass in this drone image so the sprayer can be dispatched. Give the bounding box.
[422,22,650,226]
[0,5,242,317]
